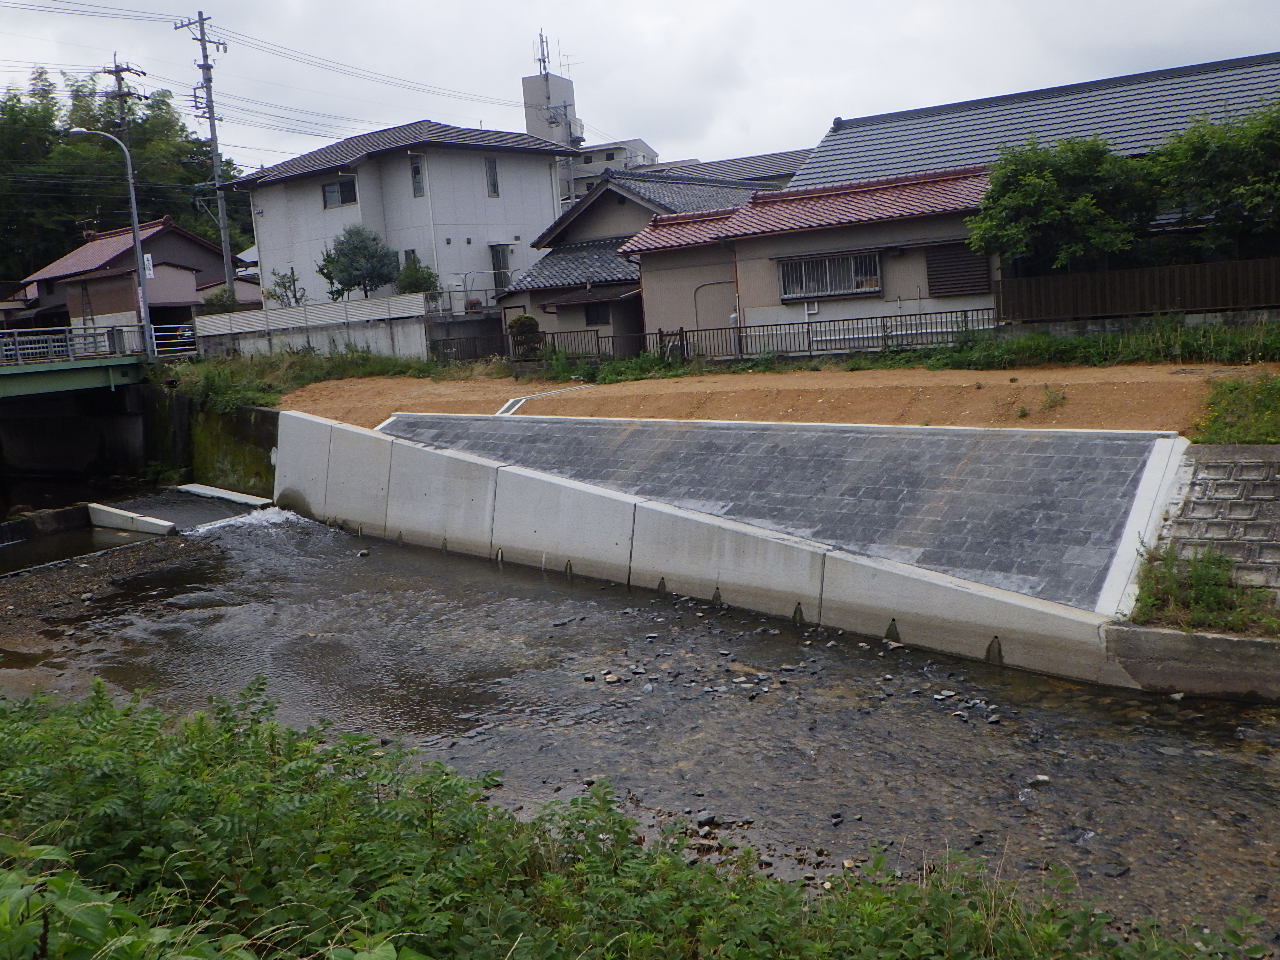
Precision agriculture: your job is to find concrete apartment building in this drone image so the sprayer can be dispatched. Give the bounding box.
[227,121,574,309]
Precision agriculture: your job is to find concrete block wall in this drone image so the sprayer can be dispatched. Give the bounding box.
[1163,445,1280,592]
[275,411,1139,690]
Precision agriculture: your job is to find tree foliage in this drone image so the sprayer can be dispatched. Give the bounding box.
[966,137,1159,274]
[317,225,399,299]
[968,103,1280,275]
[395,256,440,294]
[1155,100,1280,259]
[0,69,253,287]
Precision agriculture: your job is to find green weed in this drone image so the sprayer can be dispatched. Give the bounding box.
[1193,374,1280,444]
[1040,385,1068,412]
[0,683,1267,958]
[1130,545,1280,634]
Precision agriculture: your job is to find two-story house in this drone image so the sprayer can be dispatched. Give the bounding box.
[227,120,576,309]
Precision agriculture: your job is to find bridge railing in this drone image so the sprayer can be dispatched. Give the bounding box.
[0,323,148,366]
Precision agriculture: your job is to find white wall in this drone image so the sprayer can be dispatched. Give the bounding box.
[249,146,562,309]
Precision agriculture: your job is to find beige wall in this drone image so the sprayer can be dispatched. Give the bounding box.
[731,215,994,325]
[639,246,736,332]
[557,197,654,244]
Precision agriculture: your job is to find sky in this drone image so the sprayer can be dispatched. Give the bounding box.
[2,0,1279,174]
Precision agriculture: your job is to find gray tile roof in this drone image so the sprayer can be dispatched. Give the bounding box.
[229,119,574,188]
[791,52,1280,189]
[637,149,811,182]
[506,237,638,292]
[607,170,761,214]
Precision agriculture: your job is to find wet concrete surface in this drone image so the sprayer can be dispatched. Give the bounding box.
[4,509,1278,938]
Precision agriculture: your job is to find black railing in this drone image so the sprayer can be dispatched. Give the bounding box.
[423,309,999,365]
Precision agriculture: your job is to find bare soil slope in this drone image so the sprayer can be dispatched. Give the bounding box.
[278,362,1279,433]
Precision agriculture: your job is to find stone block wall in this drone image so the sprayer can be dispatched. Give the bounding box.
[1165,445,1280,590]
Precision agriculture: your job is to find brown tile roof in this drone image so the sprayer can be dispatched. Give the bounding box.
[619,167,988,254]
[23,219,169,283]
[229,119,575,188]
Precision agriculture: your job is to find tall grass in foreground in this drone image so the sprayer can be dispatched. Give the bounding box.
[0,683,1267,958]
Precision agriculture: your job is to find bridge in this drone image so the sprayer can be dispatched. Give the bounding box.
[0,323,195,398]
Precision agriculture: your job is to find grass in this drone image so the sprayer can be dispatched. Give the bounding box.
[0,683,1267,959]
[1193,374,1280,444]
[161,349,512,413]
[1130,545,1280,635]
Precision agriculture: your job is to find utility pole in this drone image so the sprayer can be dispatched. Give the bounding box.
[98,55,147,146]
[175,10,236,295]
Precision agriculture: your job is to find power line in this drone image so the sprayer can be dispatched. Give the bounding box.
[0,1,176,22]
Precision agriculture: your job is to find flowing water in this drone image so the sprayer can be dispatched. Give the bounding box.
[54,509,1280,937]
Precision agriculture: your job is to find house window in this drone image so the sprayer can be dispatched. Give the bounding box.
[584,302,610,326]
[605,151,616,161]
[925,243,991,297]
[403,249,418,266]
[582,153,593,164]
[322,178,357,208]
[484,157,500,197]
[779,252,880,299]
[410,158,424,198]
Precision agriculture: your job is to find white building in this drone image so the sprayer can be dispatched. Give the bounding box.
[227,120,575,308]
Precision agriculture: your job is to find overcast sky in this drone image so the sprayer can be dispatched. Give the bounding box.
[3,0,1278,173]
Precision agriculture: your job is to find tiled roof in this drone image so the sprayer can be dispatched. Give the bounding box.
[24,218,169,283]
[506,237,638,292]
[229,119,574,188]
[533,169,761,248]
[619,168,987,254]
[607,170,761,214]
[637,149,811,182]
[619,208,739,255]
[791,52,1280,188]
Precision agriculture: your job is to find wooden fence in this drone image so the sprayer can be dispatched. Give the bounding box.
[997,256,1280,322]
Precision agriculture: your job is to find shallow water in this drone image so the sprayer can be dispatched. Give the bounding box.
[0,527,157,576]
[63,509,1280,936]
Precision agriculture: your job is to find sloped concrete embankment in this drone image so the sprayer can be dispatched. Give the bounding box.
[272,411,1221,693]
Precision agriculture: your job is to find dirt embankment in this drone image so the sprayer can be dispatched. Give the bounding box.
[278,363,1280,433]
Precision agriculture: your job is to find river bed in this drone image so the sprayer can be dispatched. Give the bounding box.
[2,508,1277,939]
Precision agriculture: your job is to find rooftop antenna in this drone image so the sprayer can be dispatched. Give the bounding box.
[536,30,550,78]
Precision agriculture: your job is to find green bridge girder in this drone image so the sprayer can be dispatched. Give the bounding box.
[0,356,147,398]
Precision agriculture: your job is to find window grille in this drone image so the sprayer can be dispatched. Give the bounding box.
[779,252,879,299]
[322,179,357,208]
[485,157,500,197]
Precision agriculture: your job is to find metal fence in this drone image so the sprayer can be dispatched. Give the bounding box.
[996,257,1280,322]
[421,308,999,365]
[195,289,504,337]
[544,308,999,360]
[1,323,141,365]
[0,323,196,365]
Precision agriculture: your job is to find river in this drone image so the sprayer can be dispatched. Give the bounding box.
[9,508,1280,938]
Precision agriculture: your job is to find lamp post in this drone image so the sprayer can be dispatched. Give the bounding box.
[68,127,155,359]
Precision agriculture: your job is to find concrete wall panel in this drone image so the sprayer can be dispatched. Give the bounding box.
[324,422,392,536]
[491,466,637,582]
[385,440,499,555]
[630,501,827,620]
[819,551,1121,684]
[274,411,334,518]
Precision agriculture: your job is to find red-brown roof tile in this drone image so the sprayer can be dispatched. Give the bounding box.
[620,167,989,254]
[24,219,170,283]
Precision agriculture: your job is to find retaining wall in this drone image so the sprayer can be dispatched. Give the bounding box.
[276,410,1170,691]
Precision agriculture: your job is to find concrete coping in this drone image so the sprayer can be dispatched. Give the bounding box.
[175,483,273,508]
[86,503,176,536]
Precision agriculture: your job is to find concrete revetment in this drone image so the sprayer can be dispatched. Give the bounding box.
[272,410,1229,694]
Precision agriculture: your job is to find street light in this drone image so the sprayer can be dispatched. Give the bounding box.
[68,127,155,359]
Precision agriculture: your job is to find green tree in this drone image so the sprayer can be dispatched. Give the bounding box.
[0,69,254,285]
[264,266,307,306]
[395,256,440,294]
[1154,101,1280,259]
[966,137,1159,274]
[319,224,399,298]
